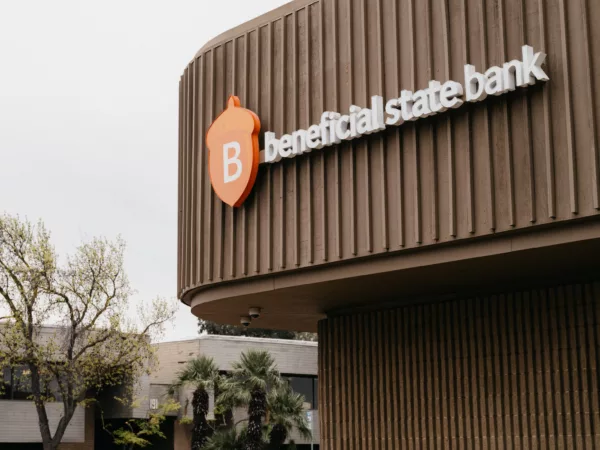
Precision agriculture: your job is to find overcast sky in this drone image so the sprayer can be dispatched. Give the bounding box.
[0,0,287,341]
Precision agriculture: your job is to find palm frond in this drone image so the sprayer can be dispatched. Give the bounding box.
[202,427,245,450]
[171,355,219,391]
[267,384,312,442]
[224,349,283,406]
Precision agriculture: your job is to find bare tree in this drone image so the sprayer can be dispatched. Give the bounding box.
[0,213,175,450]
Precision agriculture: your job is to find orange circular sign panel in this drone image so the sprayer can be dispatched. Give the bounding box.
[206,96,261,207]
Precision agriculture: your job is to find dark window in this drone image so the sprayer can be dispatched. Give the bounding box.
[2,366,32,400]
[1,366,58,400]
[283,375,318,410]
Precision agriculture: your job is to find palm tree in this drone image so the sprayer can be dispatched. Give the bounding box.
[202,427,246,450]
[266,385,311,449]
[218,350,282,450]
[169,356,219,450]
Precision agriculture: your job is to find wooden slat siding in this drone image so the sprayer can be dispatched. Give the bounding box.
[580,0,599,210]
[346,0,356,258]
[202,55,211,283]
[207,50,214,282]
[452,295,464,449]
[477,0,495,232]
[325,309,335,450]
[375,0,387,251]
[538,0,556,219]
[191,58,199,283]
[533,289,549,449]
[379,314,395,450]
[463,296,476,449]
[572,284,589,448]
[196,56,205,284]
[372,307,378,445]
[588,283,600,448]
[318,0,328,262]
[181,69,187,291]
[407,0,421,246]
[329,0,342,261]
[391,0,404,248]
[481,296,492,450]
[317,319,327,447]
[497,0,516,228]
[426,302,436,447]
[179,0,600,296]
[386,309,397,449]
[440,0,455,238]
[347,308,357,449]
[291,11,300,269]
[460,0,475,235]
[177,78,183,295]
[266,23,274,272]
[189,62,196,287]
[364,312,372,450]
[340,314,349,448]
[228,41,236,278]
[394,308,402,449]
[215,45,225,281]
[279,19,286,270]
[519,0,536,224]
[188,62,196,287]
[377,311,386,447]
[254,28,261,274]
[183,67,190,289]
[415,304,424,448]
[425,0,438,243]
[318,281,600,449]
[558,0,577,214]
[182,69,188,291]
[241,33,249,276]
[305,7,314,265]
[359,0,372,255]
[523,291,544,447]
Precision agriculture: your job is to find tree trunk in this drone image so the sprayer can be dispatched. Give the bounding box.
[38,406,76,450]
[246,388,266,450]
[267,424,287,449]
[191,388,212,450]
[30,363,75,450]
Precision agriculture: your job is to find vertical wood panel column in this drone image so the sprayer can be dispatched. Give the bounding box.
[319,282,600,449]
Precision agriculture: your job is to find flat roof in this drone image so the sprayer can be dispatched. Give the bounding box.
[158,334,317,347]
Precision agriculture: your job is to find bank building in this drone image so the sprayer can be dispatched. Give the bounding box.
[177,0,600,447]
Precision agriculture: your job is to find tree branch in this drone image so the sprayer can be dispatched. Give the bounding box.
[0,259,29,306]
[0,283,25,331]
[73,330,113,361]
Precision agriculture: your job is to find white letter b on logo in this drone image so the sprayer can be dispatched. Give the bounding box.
[223,141,242,184]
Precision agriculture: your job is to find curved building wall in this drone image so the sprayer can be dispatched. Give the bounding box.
[178,0,600,447]
[178,0,600,322]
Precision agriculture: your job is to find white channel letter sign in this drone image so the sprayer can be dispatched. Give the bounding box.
[263,45,548,163]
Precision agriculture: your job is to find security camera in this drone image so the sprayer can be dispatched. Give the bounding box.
[248,307,261,319]
[240,316,252,327]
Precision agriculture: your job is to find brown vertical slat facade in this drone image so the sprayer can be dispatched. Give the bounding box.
[177,0,600,298]
[178,0,600,447]
[319,282,600,450]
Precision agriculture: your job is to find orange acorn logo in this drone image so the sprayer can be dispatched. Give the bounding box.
[206,96,261,207]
